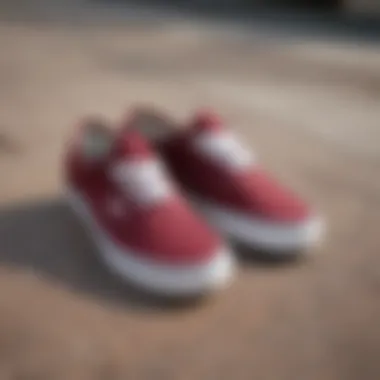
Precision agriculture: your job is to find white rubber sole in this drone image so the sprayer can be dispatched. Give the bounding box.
[190,196,325,252]
[65,187,235,296]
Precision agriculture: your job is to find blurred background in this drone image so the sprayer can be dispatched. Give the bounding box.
[0,0,379,379]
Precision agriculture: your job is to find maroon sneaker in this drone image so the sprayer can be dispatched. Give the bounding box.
[64,118,234,295]
[131,109,324,252]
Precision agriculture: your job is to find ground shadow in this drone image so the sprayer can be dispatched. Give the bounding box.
[231,240,305,267]
[0,0,379,43]
[0,196,209,312]
[98,0,380,43]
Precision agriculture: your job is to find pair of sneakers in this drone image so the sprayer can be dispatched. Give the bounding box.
[65,108,324,297]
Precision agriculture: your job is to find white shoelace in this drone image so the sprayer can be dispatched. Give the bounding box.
[194,131,255,169]
[111,160,174,206]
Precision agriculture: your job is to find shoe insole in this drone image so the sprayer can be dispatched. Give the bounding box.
[131,108,180,143]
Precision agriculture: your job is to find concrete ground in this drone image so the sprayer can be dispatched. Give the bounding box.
[0,0,379,379]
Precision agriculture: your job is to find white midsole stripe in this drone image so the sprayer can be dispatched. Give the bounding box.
[189,195,325,251]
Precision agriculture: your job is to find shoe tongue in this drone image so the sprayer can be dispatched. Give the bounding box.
[191,110,224,134]
[110,129,153,163]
